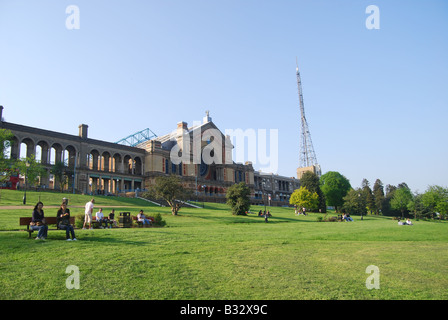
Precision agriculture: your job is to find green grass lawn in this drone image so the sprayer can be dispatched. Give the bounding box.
[0,190,447,300]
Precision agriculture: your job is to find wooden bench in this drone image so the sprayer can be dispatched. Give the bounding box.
[90,216,114,228]
[19,217,75,238]
[132,215,155,227]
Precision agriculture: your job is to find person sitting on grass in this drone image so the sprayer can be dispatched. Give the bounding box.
[57,202,77,241]
[95,208,110,229]
[137,210,151,226]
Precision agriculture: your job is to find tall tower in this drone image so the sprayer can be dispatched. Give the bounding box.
[296,60,321,179]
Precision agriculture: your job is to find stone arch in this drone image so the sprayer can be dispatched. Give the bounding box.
[112,153,122,173]
[134,156,143,175]
[123,155,133,174]
[102,151,111,172]
[65,145,77,168]
[20,137,35,159]
[36,140,50,164]
[88,149,100,171]
[49,143,64,165]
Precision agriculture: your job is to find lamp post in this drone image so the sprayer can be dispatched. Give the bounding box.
[358,192,364,220]
[22,161,30,205]
[190,172,198,205]
[262,180,267,214]
[202,184,206,208]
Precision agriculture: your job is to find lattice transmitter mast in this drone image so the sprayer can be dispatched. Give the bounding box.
[296,59,321,178]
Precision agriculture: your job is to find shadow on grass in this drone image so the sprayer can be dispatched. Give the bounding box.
[64,236,149,245]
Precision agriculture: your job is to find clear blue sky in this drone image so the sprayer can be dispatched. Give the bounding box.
[1,0,447,193]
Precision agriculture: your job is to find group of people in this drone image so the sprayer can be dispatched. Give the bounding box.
[294,207,308,216]
[83,199,118,229]
[342,213,354,222]
[258,210,272,223]
[397,218,413,225]
[30,201,77,241]
[31,198,152,241]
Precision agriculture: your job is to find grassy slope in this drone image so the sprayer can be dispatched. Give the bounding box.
[0,190,447,300]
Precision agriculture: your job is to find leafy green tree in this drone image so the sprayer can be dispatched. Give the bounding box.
[51,161,73,192]
[226,182,251,215]
[17,154,47,189]
[0,129,16,200]
[362,179,376,214]
[421,185,448,218]
[407,192,429,220]
[143,175,192,215]
[342,188,367,215]
[319,171,351,212]
[390,185,413,218]
[382,184,398,216]
[372,179,385,215]
[289,186,319,212]
[0,129,15,179]
[299,171,326,212]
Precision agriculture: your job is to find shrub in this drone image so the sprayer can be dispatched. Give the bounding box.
[152,213,166,227]
[75,214,84,229]
[226,182,251,215]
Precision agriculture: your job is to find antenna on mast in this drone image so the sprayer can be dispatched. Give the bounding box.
[296,59,321,179]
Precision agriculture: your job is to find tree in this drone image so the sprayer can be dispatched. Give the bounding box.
[0,129,15,180]
[342,188,367,216]
[0,129,16,200]
[382,184,398,216]
[299,171,326,212]
[407,192,429,220]
[319,171,351,212]
[226,182,251,215]
[390,185,413,218]
[289,186,319,212]
[372,179,385,215]
[17,154,47,189]
[362,179,376,215]
[421,185,448,219]
[51,161,73,192]
[143,175,192,215]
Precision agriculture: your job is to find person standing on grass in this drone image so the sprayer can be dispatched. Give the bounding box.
[31,201,48,240]
[83,198,95,230]
[57,202,77,241]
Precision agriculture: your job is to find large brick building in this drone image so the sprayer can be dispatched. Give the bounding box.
[1,106,299,206]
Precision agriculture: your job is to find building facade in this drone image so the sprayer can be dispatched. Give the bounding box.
[1,106,299,206]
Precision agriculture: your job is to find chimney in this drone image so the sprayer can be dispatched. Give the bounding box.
[177,122,188,136]
[177,121,188,130]
[0,105,3,122]
[79,124,88,139]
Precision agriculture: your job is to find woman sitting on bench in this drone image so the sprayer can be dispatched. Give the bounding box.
[31,201,48,240]
[57,202,77,241]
